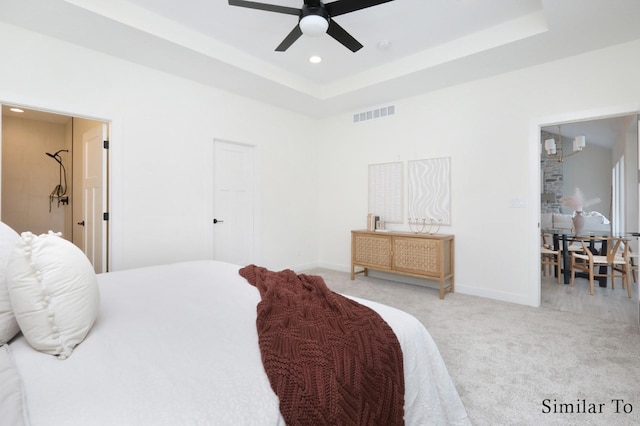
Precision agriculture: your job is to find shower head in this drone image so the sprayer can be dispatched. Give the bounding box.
[45,149,68,164]
[46,149,68,158]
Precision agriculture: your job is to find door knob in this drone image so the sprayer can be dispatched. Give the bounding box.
[77,220,85,226]
[213,218,224,224]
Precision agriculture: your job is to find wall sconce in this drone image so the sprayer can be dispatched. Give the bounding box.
[544,125,585,162]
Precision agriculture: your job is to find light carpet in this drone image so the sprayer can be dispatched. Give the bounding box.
[306,268,640,426]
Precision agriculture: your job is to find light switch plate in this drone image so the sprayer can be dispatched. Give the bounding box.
[508,197,526,208]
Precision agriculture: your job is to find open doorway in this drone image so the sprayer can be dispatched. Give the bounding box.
[540,113,639,324]
[1,104,109,273]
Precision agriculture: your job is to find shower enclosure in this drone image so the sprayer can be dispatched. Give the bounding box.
[46,149,69,211]
[2,111,73,237]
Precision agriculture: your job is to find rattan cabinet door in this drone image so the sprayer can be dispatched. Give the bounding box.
[392,236,441,276]
[353,233,392,269]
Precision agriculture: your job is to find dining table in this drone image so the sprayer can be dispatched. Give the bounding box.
[542,228,637,286]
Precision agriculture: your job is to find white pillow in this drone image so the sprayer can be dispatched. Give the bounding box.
[0,345,28,426]
[0,221,20,345]
[7,231,100,359]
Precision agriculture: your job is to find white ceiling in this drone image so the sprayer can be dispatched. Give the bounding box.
[2,0,640,119]
[542,115,638,149]
[1,105,72,124]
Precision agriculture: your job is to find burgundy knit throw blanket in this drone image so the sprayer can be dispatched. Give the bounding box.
[239,264,404,426]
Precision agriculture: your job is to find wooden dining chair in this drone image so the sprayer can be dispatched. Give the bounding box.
[628,247,639,284]
[570,237,632,297]
[541,233,561,283]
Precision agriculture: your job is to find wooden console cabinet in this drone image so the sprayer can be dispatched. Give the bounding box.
[351,230,455,299]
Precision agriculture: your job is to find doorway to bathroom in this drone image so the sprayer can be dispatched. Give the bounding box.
[0,104,109,272]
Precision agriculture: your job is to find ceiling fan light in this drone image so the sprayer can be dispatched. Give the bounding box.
[299,15,328,37]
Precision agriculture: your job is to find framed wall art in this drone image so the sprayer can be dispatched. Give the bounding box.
[368,161,403,224]
[408,157,451,225]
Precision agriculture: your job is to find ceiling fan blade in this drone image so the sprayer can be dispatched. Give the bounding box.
[228,0,300,16]
[275,25,303,52]
[326,20,363,52]
[325,0,394,17]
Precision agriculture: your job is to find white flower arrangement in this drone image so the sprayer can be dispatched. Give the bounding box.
[560,187,600,213]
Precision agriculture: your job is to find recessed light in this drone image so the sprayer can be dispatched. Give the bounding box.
[377,40,391,50]
[309,55,322,64]
[10,108,24,113]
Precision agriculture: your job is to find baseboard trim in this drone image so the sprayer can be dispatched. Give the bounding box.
[455,284,533,306]
[313,263,534,307]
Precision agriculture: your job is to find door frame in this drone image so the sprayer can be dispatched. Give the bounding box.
[529,105,640,307]
[0,101,111,271]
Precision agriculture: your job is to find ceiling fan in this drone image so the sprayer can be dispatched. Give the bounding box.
[228,0,394,52]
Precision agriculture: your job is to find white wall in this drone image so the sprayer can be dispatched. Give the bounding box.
[317,39,640,306]
[621,118,639,242]
[562,144,611,216]
[0,22,319,272]
[2,21,640,307]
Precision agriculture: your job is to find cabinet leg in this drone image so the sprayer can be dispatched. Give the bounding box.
[439,277,455,299]
[351,267,369,280]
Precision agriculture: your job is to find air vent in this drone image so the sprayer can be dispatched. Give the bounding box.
[353,104,396,123]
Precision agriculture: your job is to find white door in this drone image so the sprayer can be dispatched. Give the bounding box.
[82,124,108,273]
[213,140,255,265]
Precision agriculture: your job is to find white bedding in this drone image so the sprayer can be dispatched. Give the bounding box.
[8,260,469,425]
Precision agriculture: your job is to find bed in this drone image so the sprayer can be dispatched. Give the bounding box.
[0,222,469,425]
